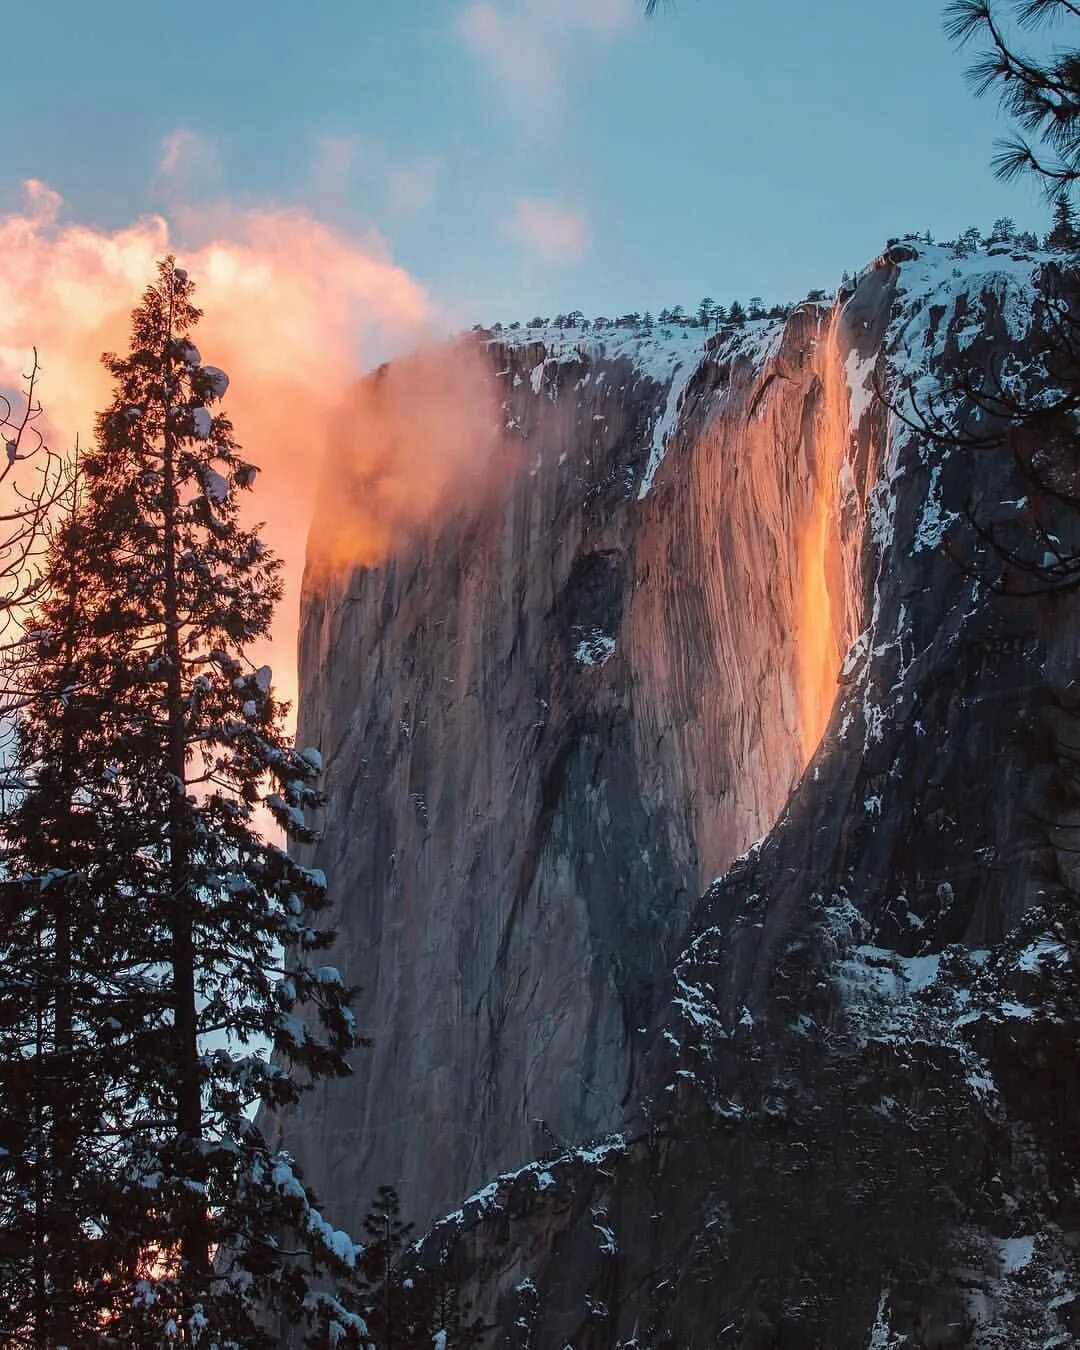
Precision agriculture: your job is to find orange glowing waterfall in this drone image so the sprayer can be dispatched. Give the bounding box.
[797,307,849,764]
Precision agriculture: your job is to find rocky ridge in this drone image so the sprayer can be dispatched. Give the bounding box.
[284,241,1080,1347]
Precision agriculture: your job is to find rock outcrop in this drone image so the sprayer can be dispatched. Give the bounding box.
[281,243,1080,1347]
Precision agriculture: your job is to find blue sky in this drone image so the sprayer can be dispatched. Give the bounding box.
[3,0,1049,336]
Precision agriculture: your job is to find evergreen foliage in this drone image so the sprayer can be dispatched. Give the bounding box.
[946,0,1080,190]
[1047,193,1080,250]
[0,260,367,1346]
[354,1188,485,1350]
[476,209,1073,348]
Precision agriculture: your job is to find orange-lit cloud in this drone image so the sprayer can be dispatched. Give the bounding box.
[308,340,504,578]
[0,176,432,717]
[457,0,636,111]
[505,195,589,263]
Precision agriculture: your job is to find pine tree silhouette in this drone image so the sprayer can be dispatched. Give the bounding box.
[0,259,369,1345]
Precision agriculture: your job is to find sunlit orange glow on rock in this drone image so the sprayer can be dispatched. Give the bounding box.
[0,180,430,722]
[797,309,849,764]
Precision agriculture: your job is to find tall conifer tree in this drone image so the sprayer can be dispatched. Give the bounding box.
[0,457,132,1345]
[0,260,368,1346]
[1047,193,1080,250]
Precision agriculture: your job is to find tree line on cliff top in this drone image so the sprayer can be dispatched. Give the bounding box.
[479,212,1078,341]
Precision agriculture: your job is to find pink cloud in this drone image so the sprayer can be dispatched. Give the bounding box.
[309,134,442,221]
[457,0,636,109]
[153,128,222,198]
[457,3,556,104]
[310,134,357,186]
[0,179,431,718]
[21,178,63,227]
[386,157,442,218]
[505,195,589,263]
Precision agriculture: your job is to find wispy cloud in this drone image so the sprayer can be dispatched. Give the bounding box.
[505,195,589,263]
[153,128,222,199]
[309,134,442,221]
[456,0,636,111]
[385,156,442,218]
[21,178,63,227]
[541,0,635,37]
[458,3,557,104]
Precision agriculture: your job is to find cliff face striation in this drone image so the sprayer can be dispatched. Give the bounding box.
[282,242,1080,1347]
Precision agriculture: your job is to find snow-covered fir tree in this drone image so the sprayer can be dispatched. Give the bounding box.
[0,259,368,1346]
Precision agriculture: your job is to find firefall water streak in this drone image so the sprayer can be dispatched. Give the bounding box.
[797,307,850,764]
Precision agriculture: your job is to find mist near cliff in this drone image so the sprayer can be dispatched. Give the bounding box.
[307,340,506,581]
[0,179,436,713]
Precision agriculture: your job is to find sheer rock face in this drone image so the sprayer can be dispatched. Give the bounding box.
[284,243,1080,1348]
[406,249,1080,1348]
[280,278,890,1235]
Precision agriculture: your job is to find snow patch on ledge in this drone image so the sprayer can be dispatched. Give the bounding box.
[996,1234,1036,1275]
[836,945,943,1001]
[423,1134,628,1244]
[498,323,705,502]
[637,359,692,499]
[636,318,784,499]
[486,315,787,501]
[574,628,616,666]
[845,347,878,428]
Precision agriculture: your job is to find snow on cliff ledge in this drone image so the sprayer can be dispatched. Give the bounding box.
[483,239,1059,510]
[485,314,787,499]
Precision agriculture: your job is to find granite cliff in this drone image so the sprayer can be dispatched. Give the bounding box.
[277,241,1080,1347]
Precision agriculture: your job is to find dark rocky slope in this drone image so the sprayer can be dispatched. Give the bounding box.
[283,243,1080,1347]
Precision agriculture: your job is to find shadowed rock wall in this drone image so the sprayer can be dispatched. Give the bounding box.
[276,281,890,1235]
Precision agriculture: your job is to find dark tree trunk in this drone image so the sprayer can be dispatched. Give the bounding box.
[161,346,209,1288]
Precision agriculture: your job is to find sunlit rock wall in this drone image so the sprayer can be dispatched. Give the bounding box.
[403,246,1080,1350]
[277,274,892,1235]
